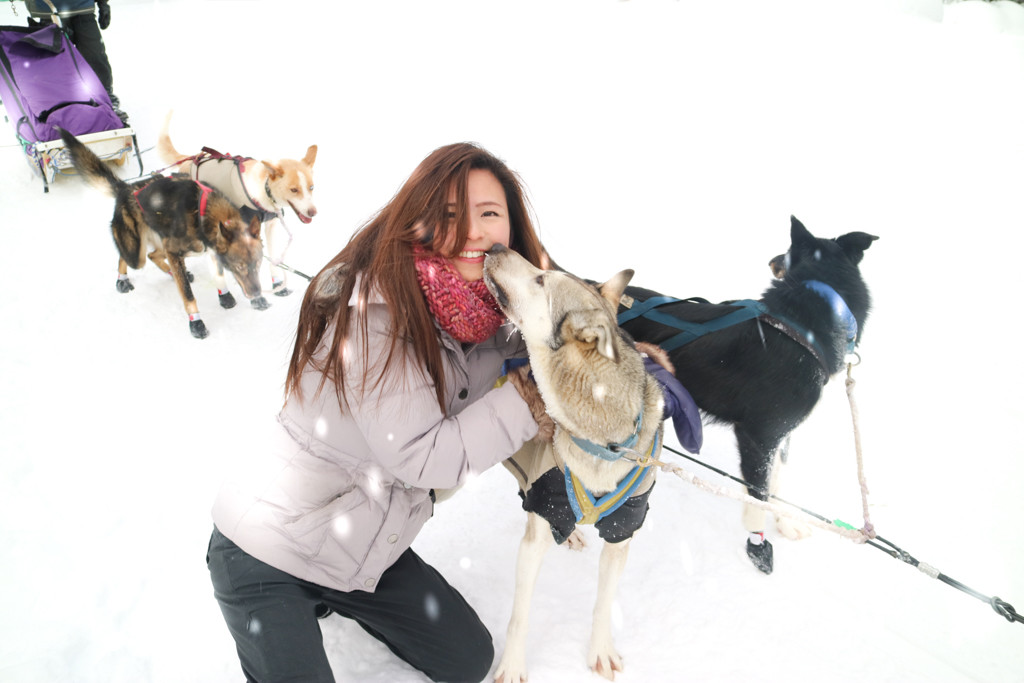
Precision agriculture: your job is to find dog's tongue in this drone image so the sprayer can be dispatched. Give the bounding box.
[293,210,313,224]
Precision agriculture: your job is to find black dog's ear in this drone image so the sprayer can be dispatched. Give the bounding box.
[790,215,815,247]
[835,232,879,264]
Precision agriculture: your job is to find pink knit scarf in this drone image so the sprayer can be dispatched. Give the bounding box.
[413,250,505,344]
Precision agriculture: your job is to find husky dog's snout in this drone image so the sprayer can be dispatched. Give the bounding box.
[483,245,512,307]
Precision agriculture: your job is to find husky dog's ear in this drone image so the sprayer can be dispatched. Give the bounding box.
[598,269,634,308]
[262,160,284,180]
[567,311,619,362]
[835,232,879,265]
[303,145,318,167]
[247,215,262,240]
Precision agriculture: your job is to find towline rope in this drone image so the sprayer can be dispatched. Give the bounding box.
[268,258,312,281]
[618,360,1022,626]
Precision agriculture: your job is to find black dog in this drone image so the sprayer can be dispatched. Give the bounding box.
[618,216,877,574]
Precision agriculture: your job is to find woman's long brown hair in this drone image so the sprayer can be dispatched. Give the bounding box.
[284,143,548,414]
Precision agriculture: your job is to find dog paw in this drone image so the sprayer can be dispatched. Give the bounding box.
[115,278,134,293]
[189,319,209,339]
[250,296,270,311]
[493,658,527,683]
[564,528,587,551]
[776,515,812,541]
[588,649,623,680]
[218,292,237,309]
[746,538,773,574]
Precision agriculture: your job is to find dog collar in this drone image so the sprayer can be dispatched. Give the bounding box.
[803,280,857,354]
[570,404,644,462]
[261,177,279,210]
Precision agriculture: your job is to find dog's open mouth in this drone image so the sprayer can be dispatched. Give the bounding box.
[289,202,313,224]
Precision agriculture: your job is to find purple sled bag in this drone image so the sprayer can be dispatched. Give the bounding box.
[0,23,123,143]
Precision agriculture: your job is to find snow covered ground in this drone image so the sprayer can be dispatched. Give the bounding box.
[1,0,1023,681]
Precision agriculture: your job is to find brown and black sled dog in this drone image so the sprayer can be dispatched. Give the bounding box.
[59,129,266,339]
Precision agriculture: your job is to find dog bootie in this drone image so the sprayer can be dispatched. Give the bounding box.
[250,296,270,311]
[746,535,773,574]
[272,278,292,297]
[218,291,236,309]
[189,314,209,340]
[115,276,134,293]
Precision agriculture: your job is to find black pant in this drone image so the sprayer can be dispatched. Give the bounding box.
[65,15,113,94]
[207,527,494,682]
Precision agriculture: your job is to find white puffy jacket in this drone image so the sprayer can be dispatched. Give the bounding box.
[212,283,536,592]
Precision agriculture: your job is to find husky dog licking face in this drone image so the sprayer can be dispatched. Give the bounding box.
[483,245,632,358]
[483,244,637,435]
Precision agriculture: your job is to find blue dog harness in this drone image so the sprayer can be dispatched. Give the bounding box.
[617,280,858,372]
[565,427,659,525]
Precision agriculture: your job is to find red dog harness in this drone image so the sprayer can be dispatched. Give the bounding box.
[133,178,215,216]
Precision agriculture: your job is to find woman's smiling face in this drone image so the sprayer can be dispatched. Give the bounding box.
[442,169,511,282]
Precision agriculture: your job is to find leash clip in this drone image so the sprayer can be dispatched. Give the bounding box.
[610,444,654,467]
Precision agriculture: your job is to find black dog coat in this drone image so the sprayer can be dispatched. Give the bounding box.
[519,467,655,544]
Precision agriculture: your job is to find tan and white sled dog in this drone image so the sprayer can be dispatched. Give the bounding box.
[483,245,666,682]
[156,111,317,299]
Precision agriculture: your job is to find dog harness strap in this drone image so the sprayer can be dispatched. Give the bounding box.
[565,461,652,525]
[630,300,765,352]
[194,149,274,215]
[619,296,835,373]
[757,313,829,373]
[199,146,250,167]
[132,178,156,212]
[195,180,214,217]
[569,405,644,462]
[616,295,679,325]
